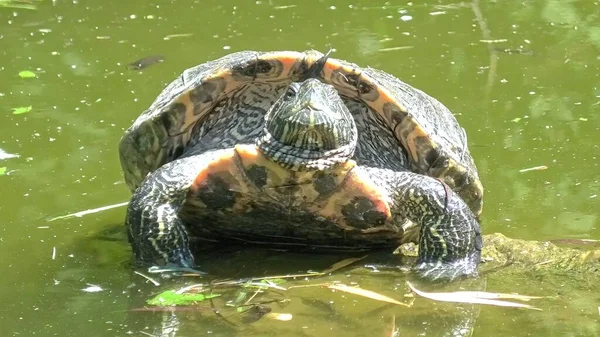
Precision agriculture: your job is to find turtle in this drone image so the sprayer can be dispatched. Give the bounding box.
[119,50,483,281]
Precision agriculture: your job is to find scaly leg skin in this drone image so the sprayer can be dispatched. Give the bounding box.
[125,153,222,275]
[364,167,483,281]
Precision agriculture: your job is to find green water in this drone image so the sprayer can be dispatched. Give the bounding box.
[1,0,599,336]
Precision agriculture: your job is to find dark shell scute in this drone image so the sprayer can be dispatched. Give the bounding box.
[246,165,268,189]
[425,148,441,168]
[382,102,406,123]
[342,197,387,229]
[195,175,236,210]
[189,80,222,113]
[160,103,187,134]
[232,59,273,78]
[312,171,337,195]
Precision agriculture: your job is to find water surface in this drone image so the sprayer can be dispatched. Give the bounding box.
[1,0,598,336]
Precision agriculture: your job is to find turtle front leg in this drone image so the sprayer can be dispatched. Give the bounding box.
[126,156,201,270]
[369,168,483,281]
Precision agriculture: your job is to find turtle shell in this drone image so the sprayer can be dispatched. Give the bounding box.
[119,50,483,215]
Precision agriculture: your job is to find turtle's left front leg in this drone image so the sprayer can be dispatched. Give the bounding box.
[126,156,202,270]
[365,168,483,281]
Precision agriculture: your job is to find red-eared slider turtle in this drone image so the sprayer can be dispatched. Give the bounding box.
[119,50,483,280]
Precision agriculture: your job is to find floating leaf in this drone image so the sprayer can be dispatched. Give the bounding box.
[328,283,411,307]
[384,315,398,337]
[18,70,36,78]
[407,281,542,310]
[265,312,293,321]
[147,290,220,306]
[322,255,367,274]
[0,167,7,176]
[11,106,32,115]
[0,148,19,160]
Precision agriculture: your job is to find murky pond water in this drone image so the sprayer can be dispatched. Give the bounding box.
[1,0,599,336]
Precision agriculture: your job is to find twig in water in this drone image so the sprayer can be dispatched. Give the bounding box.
[134,271,160,286]
[519,165,548,173]
[48,201,129,221]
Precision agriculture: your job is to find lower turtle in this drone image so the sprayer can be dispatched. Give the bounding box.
[119,50,483,281]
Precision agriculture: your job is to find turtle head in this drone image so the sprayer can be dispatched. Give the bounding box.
[257,78,357,171]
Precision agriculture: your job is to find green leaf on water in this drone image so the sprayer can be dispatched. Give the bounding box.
[147,290,221,306]
[11,106,32,115]
[18,70,36,78]
[0,167,7,176]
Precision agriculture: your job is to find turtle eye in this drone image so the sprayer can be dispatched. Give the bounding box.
[283,85,298,101]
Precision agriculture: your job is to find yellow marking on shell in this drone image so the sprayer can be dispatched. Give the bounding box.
[399,120,430,165]
[174,91,197,138]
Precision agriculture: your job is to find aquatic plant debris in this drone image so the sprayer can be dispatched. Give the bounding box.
[147,290,221,306]
[378,46,414,52]
[81,284,104,293]
[163,33,193,40]
[385,315,397,337]
[265,313,292,321]
[321,255,367,274]
[0,148,19,160]
[480,39,508,43]
[273,5,297,9]
[127,55,165,70]
[11,106,32,115]
[407,281,542,310]
[328,283,412,307]
[0,0,37,10]
[519,165,548,173]
[48,201,129,221]
[18,70,36,78]
[0,167,7,176]
[134,271,160,286]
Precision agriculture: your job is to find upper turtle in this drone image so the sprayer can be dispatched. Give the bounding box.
[120,50,483,281]
[119,50,483,216]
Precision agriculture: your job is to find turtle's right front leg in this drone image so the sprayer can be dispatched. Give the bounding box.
[126,156,201,269]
